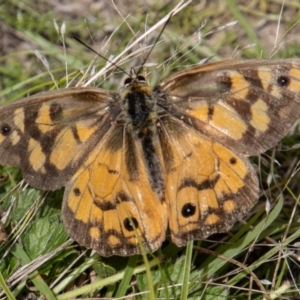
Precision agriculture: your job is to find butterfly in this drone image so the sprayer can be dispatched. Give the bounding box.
[1,59,300,256]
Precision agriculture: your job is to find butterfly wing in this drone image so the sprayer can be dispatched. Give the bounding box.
[0,86,168,256]
[156,59,300,245]
[158,115,258,245]
[157,59,300,155]
[0,87,121,190]
[62,123,168,256]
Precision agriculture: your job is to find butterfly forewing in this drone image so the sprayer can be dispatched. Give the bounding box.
[0,88,121,190]
[157,59,300,155]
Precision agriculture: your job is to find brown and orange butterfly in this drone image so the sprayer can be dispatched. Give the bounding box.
[1,59,300,256]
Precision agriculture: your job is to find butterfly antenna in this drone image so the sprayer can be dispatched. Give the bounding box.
[72,35,131,77]
[136,12,174,75]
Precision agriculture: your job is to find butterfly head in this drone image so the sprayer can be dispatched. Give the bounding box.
[121,68,152,96]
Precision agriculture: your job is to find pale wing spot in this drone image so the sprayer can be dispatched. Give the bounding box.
[230,72,250,99]
[269,85,281,99]
[179,219,198,233]
[103,210,120,234]
[90,205,103,223]
[289,67,300,93]
[13,108,25,133]
[76,123,97,143]
[223,200,236,213]
[36,105,52,133]
[187,103,209,122]
[198,189,219,214]
[257,69,272,90]
[89,227,100,240]
[214,177,232,198]
[28,138,46,172]
[108,235,121,246]
[250,99,270,133]
[211,102,247,140]
[10,131,21,146]
[204,214,220,225]
[50,129,80,170]
[218,162,245,193]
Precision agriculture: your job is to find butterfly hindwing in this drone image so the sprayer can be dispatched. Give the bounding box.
[62,123,168,256]
[158,115,258,246]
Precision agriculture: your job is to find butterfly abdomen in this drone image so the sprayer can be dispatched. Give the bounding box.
[122,78,165,200]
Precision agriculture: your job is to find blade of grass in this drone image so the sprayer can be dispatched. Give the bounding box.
[0,271,16,300]
[10,244,57,300]
[181,240,193,300]
[114,255,139,297]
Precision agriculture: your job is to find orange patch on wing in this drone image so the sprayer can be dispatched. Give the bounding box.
[14,108,25,133]
[76,123,97,142]
[89,227,100,240]
[91,148,121,199]
[103,210,120,234]
[223,200,236,213]
[269,85,281,98]
[187,103,209,122]
[289,67,300,92]
[50,129,80,170]
[36,105,53,133]
[28,138,46,172]
[213,144,247,197]
[250,99,270,133]
[74,189,93,223]
[204,213,220,225]
[0,132,4,144]
[170,130,216,176]
[108,235,121,246]
[10,131,21,146]
[230,71,250,99]
[213,144,248,179]
[89,205,103,223]
[214,177,232,198]
[258,69,272,90]
[211,102,247,140]
[198,189,219,214]
[218,162,245,193]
